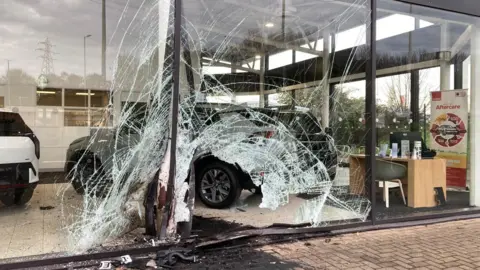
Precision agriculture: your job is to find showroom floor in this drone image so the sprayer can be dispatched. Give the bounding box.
[0,168,354,260]
[0,183,79,259]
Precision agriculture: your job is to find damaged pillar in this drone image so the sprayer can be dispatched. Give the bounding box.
[155,0,175,239]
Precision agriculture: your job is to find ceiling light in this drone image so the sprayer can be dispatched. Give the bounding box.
[265,22,274,28]
[37,91,56,94]
[255,55,261,59]
[76,92,95,96]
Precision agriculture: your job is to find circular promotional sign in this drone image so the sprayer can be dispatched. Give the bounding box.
[429,113,467,147]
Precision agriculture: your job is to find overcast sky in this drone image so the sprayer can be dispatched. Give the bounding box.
[0,0,155,81]
[0,0,473,107]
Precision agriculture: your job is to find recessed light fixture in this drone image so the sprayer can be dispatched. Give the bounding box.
[37,91,56,94]
[255,55,261,59]
[265,22,274,28]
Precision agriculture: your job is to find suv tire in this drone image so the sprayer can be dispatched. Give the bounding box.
[0,192,15,206]
[196,161,241,209]
[71,153,105,196]
[14,187,34,205]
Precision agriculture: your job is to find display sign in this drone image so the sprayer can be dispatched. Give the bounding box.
[430,90,468,187]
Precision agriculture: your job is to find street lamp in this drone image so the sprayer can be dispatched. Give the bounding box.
[84,34,92,88]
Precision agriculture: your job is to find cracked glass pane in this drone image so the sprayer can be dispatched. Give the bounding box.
[2,0,480,260]
[62,0,374,252]
[180,0,372,230]
[0,0,380,257]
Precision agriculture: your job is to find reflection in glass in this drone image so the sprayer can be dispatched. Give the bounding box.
[183,0,372,230]
[65,89,88,107]
[90,90,110,108]
[91,109,111,127]
[36,88,62,106]
[64,109,88,126]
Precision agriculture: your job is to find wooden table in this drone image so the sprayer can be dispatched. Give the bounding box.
[349,155,447,208]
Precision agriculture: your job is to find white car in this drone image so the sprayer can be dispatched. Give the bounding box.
[0,111,40,206]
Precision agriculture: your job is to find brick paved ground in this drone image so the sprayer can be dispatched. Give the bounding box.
[185,218,480,269]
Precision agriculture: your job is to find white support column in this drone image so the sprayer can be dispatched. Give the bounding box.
[321,28,330,128]
[158,0,171,88]
[259,54,265,107]
[189,48,202,92]
[469,24,480,206]
[440,23,451,90]
[179,51,189,101]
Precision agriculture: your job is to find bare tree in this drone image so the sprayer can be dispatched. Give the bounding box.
[381,70,439,114]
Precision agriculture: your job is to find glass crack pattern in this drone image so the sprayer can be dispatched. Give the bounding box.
[61,0,372,252]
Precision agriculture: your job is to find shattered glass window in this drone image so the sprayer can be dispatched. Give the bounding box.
[277,111,323,134]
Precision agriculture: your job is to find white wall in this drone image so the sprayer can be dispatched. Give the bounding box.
[0,85,120,171]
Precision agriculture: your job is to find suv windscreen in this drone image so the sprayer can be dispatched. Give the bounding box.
[277,112,322,134]
[0,112,32,136]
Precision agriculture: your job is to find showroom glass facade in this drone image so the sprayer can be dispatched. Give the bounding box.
[0,0,480,261]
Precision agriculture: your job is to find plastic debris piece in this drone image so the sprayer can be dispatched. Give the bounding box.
[99,261,112,269]
[121,255,133,264]
[156,249,197,267]
[146,259,158,268]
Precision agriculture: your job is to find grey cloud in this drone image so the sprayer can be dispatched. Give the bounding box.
[0,0,155,79]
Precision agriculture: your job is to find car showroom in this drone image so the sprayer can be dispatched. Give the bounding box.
[0,0,480,265]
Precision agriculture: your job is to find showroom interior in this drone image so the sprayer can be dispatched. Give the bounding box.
[1,0,480,261]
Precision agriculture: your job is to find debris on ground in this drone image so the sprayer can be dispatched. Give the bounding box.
[192,215,255,238]
[40,206,55,210]
[96,249,198,269]
[156,249,197,268]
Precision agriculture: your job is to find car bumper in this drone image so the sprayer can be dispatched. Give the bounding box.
[0,162,39,191]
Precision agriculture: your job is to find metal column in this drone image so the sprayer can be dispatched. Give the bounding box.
[454,58,464,89]
[102,0,106,80]
[440,23,451,90]
[321,28,331,128]
[159,0,182,239]
[366,0,377,224]
[470,24,480,206]
[410,17,420,132]
[259,54,266,107]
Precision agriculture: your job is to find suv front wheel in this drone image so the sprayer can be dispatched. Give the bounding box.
[196,161,241,209]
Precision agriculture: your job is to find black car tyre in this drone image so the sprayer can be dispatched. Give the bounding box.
[0,192,15,206]
[71,176,85,195]
[14,187,34,205]
[71,154,104,196]
[196,161,241,209]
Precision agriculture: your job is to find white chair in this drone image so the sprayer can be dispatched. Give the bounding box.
[375,159,407,208]
[333,145,351,187]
